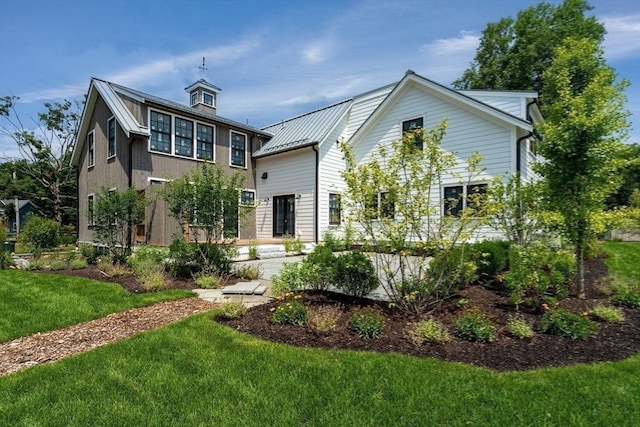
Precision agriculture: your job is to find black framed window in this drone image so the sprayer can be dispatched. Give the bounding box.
[443,184,487,216]
[402,117,424,150]
[240,190,255,206]
[380,191,395,219]
[175,117,193,157]
[230,131,246,167]
[107,117,116,158]
[203,92,214,106]
[196,124,214,160]
[329,193,341,225]
[87,131,95,167]
[150,111,171,153]
[190,91,198,106]
[87,194,95,226]
[443,185,463,217]
[466,183,488,213]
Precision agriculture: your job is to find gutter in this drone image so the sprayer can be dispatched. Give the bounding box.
[312,144,319,244]
[516,100,539,175]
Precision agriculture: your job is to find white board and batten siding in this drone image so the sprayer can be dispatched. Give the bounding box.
[255,148,316,241]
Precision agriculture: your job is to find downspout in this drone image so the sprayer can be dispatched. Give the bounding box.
[312,144,319,244]
[516,99,538,175]
[75,166,80,241]
[127,136,134,249]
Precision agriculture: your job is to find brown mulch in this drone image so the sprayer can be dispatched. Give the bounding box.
[219,255,640,372]
[0,298,216,377]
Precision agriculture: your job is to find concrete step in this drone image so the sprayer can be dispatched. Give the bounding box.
[221,281,264,295]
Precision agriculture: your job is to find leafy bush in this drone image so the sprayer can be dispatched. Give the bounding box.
[168,239,233,277]
[453,310,496,342]
[233,263,262,280]
[195,274,225,289]
[605,276,640,308]
[271,296,307,325]
[217,301,247,319]
[307,304,342,334]
[129,245,169,268]
[429,246,478,291]
[248,242,258,260]
[20,215,60,251]
[350,307,385,339]
[271,251,336,296]
[539,309,598,340]
[506,315,534,339]
[271,262,306,297]
[70,259,88,270]
[132,258,166,291]
[467,240,510,283]
[410,319,451,344]
[0,252,13,270]
[98,258,130,277]
[333,252,378,297]
[49,260,67,271]
[505,242,575,309]
[322,231,346,252]
[79,244,105,265]
[283,236,304,255]
[588,306,624,323]
[26,259,45,270]
[58,224,76,246]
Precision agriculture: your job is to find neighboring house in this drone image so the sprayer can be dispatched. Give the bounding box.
[0,199,41,234]
[71,78,272,246]
[254,70,542,243]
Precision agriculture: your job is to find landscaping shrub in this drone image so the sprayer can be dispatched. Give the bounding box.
[271,295,307,325]
[605,276,640,308]
[588,306,624,323]
[233,263,263,280]
[58,224,77,246]
[505,242,575,309]
[129,245,169,269]
[428,246,478,291]
[194,274,225,289]
[307,304,342,334]
[333,252,378,297]
[453,310,496,342]
[168,239,233,277]
[350,307,385,339]
[322,231,346,252]
[271,262,306,297]
[506,315,534,339]
[283,235,305,255]
[49,260,67,271]
[539,309,598,340]
[70,259,88,270]
[26,259,45,270]
[248,242,258,260]
[79,244,105,265]
[410,319,451,344]
[467,240,510,283]
[0,252,13,270]
[217,301,247,319]
[20,215,60,251]
[132,258,166,291]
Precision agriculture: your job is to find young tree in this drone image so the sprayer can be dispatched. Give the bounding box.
[93,187,147,264]
[453,0,605,107]
[537,37,630,298]
[0,96,80,225]
[341,121,490,315]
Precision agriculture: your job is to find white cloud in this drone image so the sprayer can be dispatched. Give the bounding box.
[302,42,330,64]
[602,15,640,60]
[420,31,479,56]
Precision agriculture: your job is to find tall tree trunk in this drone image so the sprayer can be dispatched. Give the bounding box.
[576,242,585,299]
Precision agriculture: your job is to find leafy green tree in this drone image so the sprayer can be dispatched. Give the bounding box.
[537,37,630,298]
[340,122,489,315]
[93,187,147,264]
[20,215,60,252]
[605,143,640,208]
[453,0,605,107]
[0,96,80,225]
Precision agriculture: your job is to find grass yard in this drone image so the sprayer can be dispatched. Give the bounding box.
[602,241,640,282]
[0,270,194,342]
[1,313,639,426]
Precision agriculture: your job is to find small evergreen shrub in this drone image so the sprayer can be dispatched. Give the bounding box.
[70,259,88,270]
[217,301,247,319]
[49,260,67,271]
[539,309,598,340]
[453,310,496,342]
[506,315,534,339]
[350,307,385,339]
[79,244,103,265]
[410,319,451,344]
[271,296,307,325]
[588,306,624,323]
[467,240,510,283]
[334,252,379,297]
[428,246,478,291]
[307,304,342,334]
[195,274,225,289]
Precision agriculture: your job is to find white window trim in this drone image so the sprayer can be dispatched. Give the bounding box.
[441,182,488,217]
[147,177,171,185]
[202,91,215,107]
[329,193,341,225]
[87,193,95,226]
[107,116,117,160]
[229,130,248,169]
[240,189,256,207]
[190,90,199,107]
[87,130,95,168]
[147,109,217,163]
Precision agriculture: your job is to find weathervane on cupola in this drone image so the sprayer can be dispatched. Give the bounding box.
[185,56,221,115]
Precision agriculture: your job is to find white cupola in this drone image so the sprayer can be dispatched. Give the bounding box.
[185,79,221,115]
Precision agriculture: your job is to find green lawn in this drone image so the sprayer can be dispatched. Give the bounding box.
[602,241,640,282]
[0,270,194,342]
[1,313,638,426]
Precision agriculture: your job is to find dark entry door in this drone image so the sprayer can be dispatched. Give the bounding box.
[273,195,295,237]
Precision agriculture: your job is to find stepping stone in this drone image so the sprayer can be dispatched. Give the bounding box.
[222,281,262,295]
[253,286,267,295]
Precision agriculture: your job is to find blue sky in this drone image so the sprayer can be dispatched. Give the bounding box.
[1,0,638,160]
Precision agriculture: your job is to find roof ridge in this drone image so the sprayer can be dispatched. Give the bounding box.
[263,98,353,129]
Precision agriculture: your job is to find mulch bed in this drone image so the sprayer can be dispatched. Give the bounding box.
[218,255,640,372]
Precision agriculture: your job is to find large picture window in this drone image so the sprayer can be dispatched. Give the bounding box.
[402,117,424,150]
[196,123,214,160]
[230,131,246,167]
[175,117,193,157]
[150,111,171,153]
[107,117,116,158]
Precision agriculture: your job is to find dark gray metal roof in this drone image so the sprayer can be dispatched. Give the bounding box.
[254,99,352,158]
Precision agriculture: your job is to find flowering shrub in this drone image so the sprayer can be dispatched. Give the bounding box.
[271,293,307,325]
[350,307,385,339]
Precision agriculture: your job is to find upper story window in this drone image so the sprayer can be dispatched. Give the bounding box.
[87,130,95,168]
[190,91,198,106]
[402,117,424,150]
[150,111,171,153]
[329,193,341,225]
[443,183,488,217]
[196,124,214,161]
[87,194,95,226]
[230,131,246,168]
[203,92,215,107]
[240,190,256,206]
[175,117,194,157]
[107,117,116,159]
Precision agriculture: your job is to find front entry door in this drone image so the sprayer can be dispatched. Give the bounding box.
[273,195,295,237]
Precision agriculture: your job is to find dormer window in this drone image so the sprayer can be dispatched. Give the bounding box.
[190,91,198,106]
[203,92,215,107]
